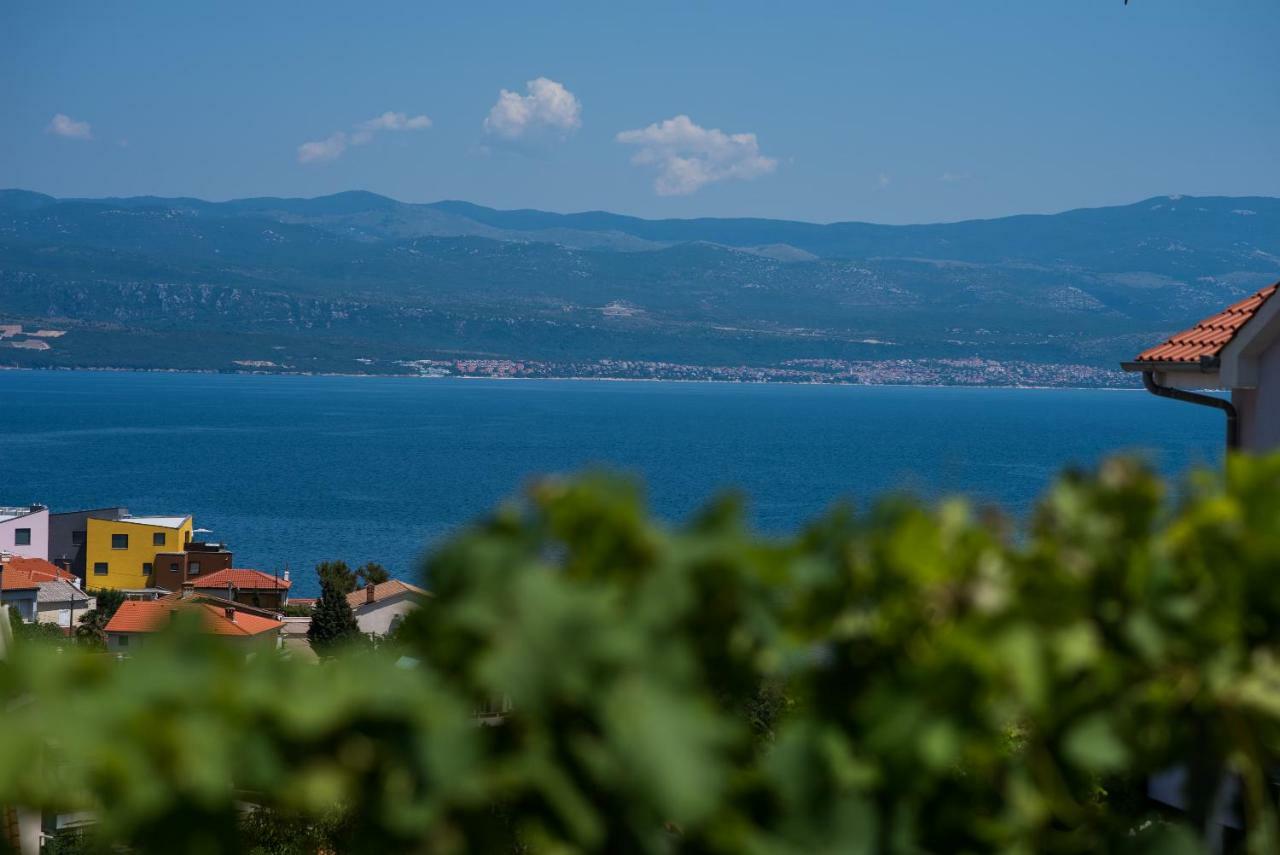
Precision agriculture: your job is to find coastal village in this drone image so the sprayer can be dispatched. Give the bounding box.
[0,504,429,659]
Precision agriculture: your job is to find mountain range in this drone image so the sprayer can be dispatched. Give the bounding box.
[1,188,1278,383]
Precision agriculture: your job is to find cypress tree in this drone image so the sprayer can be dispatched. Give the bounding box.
[307,576,361,654]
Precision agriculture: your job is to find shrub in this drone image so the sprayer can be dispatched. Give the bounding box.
[1,455,1278,853]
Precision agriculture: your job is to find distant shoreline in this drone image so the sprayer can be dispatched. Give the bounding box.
[0,363,1143,392]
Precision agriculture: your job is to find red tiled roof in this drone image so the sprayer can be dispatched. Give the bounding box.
[1134,283,1279,364]
[1,557,78,590]
[347,579,431,609]
[192,568,291,591]
[105,600,282,637]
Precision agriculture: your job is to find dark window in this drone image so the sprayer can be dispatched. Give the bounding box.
[142,562,153,576]
[111,533,129,550]
[153,532,166,546]
[15,528,31,546]
[93,562,108,576]
[117,635,129,648]
[189,561,202,575]
[71,530,86,545]
[169,562,180,573]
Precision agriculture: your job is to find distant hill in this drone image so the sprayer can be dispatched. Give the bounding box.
[1,189,1277,382]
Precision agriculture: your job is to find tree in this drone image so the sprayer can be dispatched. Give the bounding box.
[306,575,361,655]
[314,560,356,596]
[355,562,389,587]
[74,588,125,649]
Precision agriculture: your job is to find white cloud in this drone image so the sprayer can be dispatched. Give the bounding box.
[298,110,432,164]
[615,115,776,196]
[939,171,973,183]
[360,111,432,132]
[877,173,892,189]
[47,113,92,140]
[297,132,348,164]
[483,77,581,141]
[351,111,432,144]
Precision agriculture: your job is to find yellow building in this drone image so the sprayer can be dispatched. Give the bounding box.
[85,515,193,591]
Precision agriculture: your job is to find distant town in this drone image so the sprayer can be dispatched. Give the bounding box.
[394,356,1131,387]
[0,504,426,661]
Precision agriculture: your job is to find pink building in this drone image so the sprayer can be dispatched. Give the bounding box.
[0,505,49,560]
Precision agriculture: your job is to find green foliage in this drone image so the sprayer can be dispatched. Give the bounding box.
[357,561,390,587]
[75,588,125,649]
[316,560,357,596]
[7,606,73,646]
[306,575,362,655]
[2,455,1280,854]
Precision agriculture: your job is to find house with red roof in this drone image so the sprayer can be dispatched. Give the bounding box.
[0,555,93,626]
[347,580,431,636]
[191,568,292,611]
[1123,281,1280,451]
[104,599,283,654]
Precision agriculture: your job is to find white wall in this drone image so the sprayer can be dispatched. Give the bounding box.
[354,595,420,635]
[1233,340,1280,452]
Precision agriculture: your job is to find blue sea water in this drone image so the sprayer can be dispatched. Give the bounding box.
[0,371,1221,596]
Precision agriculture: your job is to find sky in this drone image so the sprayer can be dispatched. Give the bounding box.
[2,0,1278,224]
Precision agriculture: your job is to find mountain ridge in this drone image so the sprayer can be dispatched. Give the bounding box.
[1,189,1277,384]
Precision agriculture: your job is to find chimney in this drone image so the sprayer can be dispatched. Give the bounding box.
[180,581,195,600]
[226,582,235,601]
[224,607,236,623]
[283,568,290,583]
[366,583,376,604]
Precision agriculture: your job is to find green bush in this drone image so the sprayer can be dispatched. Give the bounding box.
[1,455,1278,854]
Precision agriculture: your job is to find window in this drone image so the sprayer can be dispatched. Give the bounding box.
[111,533,129,550]
[93,562,108,576]
[15,528,31,546]
[142,562,153,576]
[71,530,86,545]
[153,532,166,546]
[189,561,202,575]
[169,562,180,573]
[117,635,129,648]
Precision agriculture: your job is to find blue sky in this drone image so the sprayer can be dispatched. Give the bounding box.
[3,0,1278,223]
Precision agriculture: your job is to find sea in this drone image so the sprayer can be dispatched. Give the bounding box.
[0,370,1221,597]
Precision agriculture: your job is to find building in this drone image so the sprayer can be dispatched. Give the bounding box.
[1123,280,1280,452]
[347,579,430,636]
[151,541,235,592]
[85,515,194,591]
[0,555,92,626]
[0,506,49,560]
[48,507,129,580]
[191,568,291,611]
[103,599,283,653]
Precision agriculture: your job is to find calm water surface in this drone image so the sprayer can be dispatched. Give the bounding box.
[0,371,1221,596]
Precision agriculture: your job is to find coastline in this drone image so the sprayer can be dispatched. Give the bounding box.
[0,362,1144,392]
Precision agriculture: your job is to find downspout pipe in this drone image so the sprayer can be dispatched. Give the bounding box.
[1141,370,1239,450]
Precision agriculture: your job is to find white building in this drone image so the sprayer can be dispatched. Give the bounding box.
[347,580,430,636]
[1124,280,1280,452]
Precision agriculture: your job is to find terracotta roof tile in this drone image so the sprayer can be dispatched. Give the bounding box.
[2,557,80,590]
[192,568,291,590]
[1134,283,1279,364]
[347,579,431,609]
[4,557,78,583]
[105,600,282,637]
